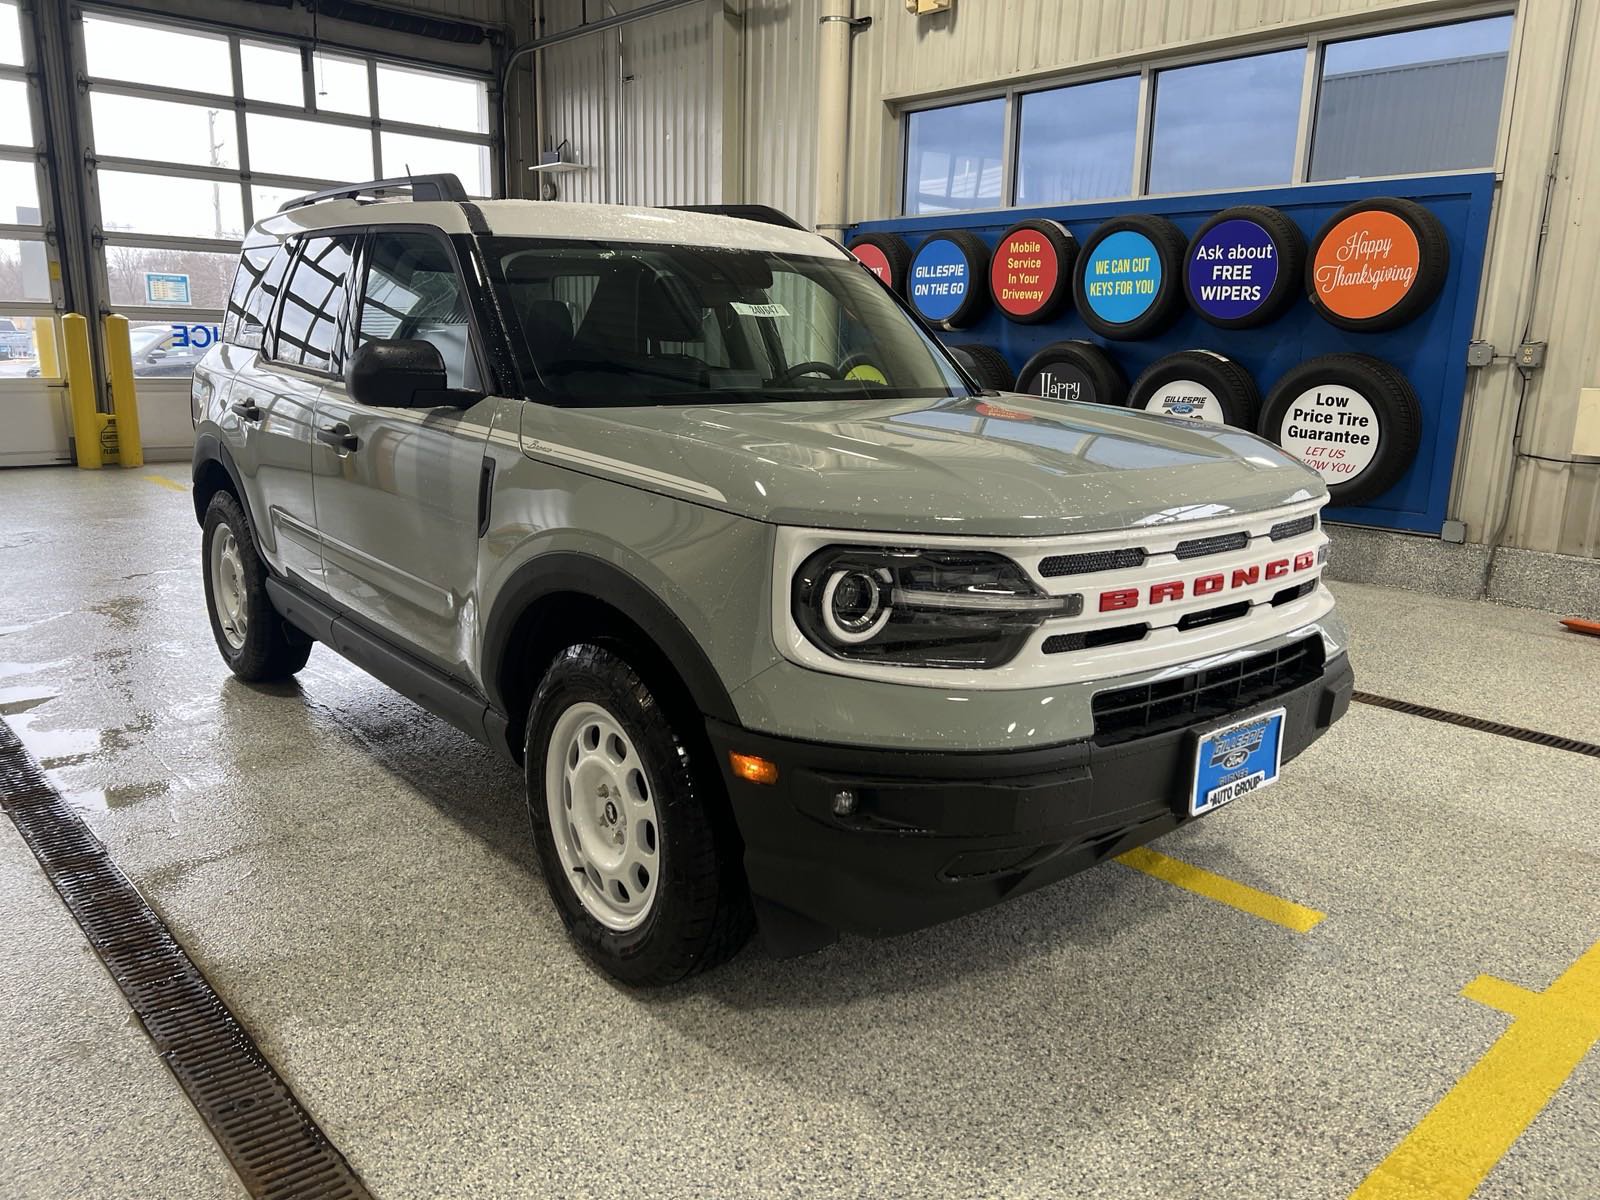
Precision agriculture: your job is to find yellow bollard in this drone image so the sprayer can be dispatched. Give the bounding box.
[62,313,101,470]
[33,316,60,380]
[103,315,143,468]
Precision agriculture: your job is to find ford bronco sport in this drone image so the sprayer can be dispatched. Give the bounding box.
[191,175,1352,985]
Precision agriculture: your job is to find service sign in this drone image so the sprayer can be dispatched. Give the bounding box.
[1278,384,1381,482]
[1187,219,1279,322]
[1311,211,1421,321]
[990,228,1060,319]
[144,272,191,306]
[851,243,894,286]
[1080,231,1160,325]
[908,238,970,323]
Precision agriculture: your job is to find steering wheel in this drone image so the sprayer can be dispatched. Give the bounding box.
[771,360,844,386]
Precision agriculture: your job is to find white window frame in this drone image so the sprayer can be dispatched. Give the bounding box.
[895,3,1518,215]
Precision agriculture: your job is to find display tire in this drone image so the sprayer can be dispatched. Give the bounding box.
[989,219,1076,324]
[1129,350,1260,427]
[201,491,312,682]
[1306,197,1449,332]
[1071,214,1188,340]
[947,343,1015,391]
[1016,340,1128,406]
[524,642,753,986]
[1184,205,1306,329]
[1259,353,1422,506]
[909,230,992,329]
[847,232,912,295]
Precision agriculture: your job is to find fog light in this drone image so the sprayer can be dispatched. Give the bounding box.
[729,752,779,786]
[832,788,857,816]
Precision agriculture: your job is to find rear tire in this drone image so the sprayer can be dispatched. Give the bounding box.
[201,491,311,682]
[525,643,753,986]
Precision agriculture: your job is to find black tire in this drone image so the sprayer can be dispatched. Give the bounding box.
[1306,197,1449,332]
[1258,353,1423,506]
[1016,340,1128,406]
[524,643,753,986]
[947,343,1015,391]
[908,230,992,329]
[847,233,912,295]
[1072,214,1188,340]
[200,491,312,682]
[1183,205,1306,329]
[989,219,1076,324]
[1129,350,1261,428]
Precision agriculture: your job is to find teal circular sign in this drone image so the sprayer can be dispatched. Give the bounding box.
[909,237,971,324]
[1080,230,1163,325]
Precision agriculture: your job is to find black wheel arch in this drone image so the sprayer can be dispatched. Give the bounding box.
[484,553,741,761]
[191,433,248,529]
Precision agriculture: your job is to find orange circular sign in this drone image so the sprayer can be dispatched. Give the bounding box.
[1310,210,1421,320]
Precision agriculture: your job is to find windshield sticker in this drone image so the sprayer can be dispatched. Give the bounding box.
[731,301,789,318]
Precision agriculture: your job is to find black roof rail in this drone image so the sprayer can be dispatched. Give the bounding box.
[277,174,469,213]
[663,204,807,231]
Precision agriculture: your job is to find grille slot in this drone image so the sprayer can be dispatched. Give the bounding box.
[1043,624,1149,654]
[1269,515,1316,541]
[1271,581,1316,606]
[1174,532,1249,560]
[1176,601,1251,631]
[1091,637,1325,744]
[1038,547,1147,578]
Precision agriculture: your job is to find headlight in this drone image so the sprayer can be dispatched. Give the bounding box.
[792,546,1079,668]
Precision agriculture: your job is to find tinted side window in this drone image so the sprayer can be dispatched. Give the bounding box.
[272,235,354,372]
[224,244,290,350]
[357,231,472,387]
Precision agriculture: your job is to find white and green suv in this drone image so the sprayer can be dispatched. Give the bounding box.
[190,175,1352,985]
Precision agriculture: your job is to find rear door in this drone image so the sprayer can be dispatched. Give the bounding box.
[310,227,498,681]
[216,241,325,583]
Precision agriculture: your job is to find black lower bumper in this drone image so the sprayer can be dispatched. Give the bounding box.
[709,648,1353,956]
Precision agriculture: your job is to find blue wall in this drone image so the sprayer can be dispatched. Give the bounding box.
[851,173,1495,536]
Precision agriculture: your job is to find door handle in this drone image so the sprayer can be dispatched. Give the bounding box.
[229,399,261,422]
[317,422,358,452]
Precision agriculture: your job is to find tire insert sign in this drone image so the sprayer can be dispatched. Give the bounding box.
[1279,384,1381,482]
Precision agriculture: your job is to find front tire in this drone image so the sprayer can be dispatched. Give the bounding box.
[525,644,752,986]
[201,491,311,681]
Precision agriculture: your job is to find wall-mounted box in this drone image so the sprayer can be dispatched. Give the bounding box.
[1574,388,1600,459]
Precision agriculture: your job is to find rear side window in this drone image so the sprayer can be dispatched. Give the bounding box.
[223,244,291,350]
[272,234,355,372]
[357,231,474,388]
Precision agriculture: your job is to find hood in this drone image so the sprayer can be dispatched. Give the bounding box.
[518,392,1325,538]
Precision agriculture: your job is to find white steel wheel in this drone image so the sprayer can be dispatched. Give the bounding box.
[209,526,248,651]
[544,701,661,932]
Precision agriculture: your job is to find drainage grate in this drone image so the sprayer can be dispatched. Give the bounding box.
[0,722,373,1200]
[1351,692,1600,759]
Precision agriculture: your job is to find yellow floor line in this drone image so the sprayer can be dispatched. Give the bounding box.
[1349,939,1600,1200]
[1114,846,1326,933]
[146,475,188,493]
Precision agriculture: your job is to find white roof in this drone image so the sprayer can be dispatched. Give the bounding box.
[250,196,842,259]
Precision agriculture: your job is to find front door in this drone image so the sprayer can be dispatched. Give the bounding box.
[310,228,497,683]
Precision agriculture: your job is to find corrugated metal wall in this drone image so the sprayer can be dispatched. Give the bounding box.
[539,0,720,206]
[741,0,821,226]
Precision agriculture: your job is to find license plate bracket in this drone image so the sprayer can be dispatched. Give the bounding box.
[1190,707,1287,816]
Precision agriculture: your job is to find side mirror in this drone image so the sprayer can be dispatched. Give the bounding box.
[347,339,450,408]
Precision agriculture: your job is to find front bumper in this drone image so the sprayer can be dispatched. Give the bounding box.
[709,646,1353,956]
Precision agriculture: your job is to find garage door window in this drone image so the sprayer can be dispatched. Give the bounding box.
[0,2,20,65]
[1309,16,1513,181]
[272,237,354,373]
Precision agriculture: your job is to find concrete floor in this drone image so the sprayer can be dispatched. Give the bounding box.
[1,464,1597,1200]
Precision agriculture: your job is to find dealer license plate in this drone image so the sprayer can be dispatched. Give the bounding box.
[1190,707,1287,817]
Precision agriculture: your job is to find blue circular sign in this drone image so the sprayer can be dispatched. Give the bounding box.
[909,237,970,323]
[1080,230,1163,325]
[1186,218,1280,322]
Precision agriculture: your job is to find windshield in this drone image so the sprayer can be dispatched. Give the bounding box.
[482,238,972,405]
